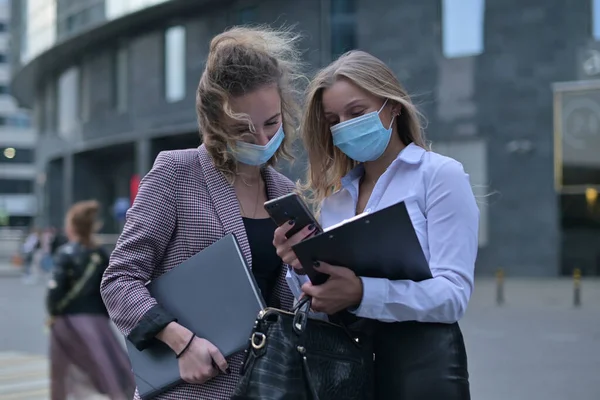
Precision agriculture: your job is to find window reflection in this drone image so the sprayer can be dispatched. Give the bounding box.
[331,0,357,59]
[442,0,485,58]
[164,25,186,103]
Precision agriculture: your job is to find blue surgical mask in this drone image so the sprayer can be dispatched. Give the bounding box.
[331,99,395,162]
[230,124,285,166]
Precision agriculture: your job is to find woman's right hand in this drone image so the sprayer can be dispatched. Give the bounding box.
[158,322,228,384]
[273,221,316,272]
[178,336,228,384]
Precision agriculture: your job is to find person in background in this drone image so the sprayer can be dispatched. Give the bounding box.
[101,26,303,399]
[21,227,40,284]
[46,200,134,400]
[273,50,479,399]
[39,227,55,278]
[50,226,68,256]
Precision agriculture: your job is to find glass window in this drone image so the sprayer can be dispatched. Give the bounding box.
[164,25,186,103]
[57,67,80,138]
[594,0,600,40]
[442,0,485,58]
[113,44,129,113]
[1,148,35,164]
[23,0,57,64]
[0,179,34,194]
[238,7,257,24]
[106,0,169,20]
[7,114,32,128]
[80,64,90,122]
[44,82,56,133]
[331,0,357,59]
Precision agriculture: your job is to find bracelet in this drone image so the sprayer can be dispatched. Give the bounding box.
[176,333,195,359]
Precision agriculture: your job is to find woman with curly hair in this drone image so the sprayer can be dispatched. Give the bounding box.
[101,26,304,399]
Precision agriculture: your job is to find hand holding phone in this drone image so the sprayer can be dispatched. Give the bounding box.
[267,193,322,272]
[272,222,318,272]
[264,193,322,238]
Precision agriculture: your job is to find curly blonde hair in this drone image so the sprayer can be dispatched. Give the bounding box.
[301,50,428,209]
[196,26,304,182]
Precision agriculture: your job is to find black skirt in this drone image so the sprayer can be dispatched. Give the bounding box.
[373,321,470,400]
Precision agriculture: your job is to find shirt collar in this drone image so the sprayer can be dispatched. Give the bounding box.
[340,143,426,189]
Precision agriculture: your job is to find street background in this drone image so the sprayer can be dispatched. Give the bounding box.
[1,263,599,400]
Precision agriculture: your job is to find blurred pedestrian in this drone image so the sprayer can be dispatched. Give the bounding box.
[21,227,40,284]
[39,227,55,279]
[46,200,134,400]
[50,226,68,255]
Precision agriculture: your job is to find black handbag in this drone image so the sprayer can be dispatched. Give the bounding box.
[232,296,374,400]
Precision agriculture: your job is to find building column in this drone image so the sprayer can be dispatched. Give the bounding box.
[34,169,46,228]
[63,153,74,213]
[135,138,151,177]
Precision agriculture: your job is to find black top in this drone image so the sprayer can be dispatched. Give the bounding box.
[242,217,282,306]
[46,242,110,317]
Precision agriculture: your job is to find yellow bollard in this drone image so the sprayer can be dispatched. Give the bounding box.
[573,268,582,307]
[496,268,504,306]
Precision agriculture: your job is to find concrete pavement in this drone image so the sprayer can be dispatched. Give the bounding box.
[462,278,600,400]
[0,352,48,400]
[0,261,21,278]
[1,275,599,399]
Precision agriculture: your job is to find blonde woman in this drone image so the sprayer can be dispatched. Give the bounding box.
[101,26,303,399]
[273,50,478,399]
[47,200,134,400]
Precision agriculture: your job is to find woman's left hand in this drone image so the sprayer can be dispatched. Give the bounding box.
[301,262,363,315]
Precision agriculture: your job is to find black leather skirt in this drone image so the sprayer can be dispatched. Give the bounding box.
[372,321,470,400]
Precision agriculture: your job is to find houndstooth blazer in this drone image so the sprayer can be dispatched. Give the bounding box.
[100,144,296,400]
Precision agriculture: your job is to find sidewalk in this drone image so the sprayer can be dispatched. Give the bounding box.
[0,352,48,400]
[0,262,21,278]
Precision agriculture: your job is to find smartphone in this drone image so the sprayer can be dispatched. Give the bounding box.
[264,193,323,239]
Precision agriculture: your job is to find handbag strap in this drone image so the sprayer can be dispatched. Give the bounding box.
[292,296,312,335]
[291,296,362,348]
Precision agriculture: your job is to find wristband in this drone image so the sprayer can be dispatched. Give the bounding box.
[175,333,195,359]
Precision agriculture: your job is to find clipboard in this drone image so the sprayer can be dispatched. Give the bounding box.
[291,201,432,285]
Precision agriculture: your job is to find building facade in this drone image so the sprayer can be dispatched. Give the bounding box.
[9,0,600,276]
[0,0,35,229]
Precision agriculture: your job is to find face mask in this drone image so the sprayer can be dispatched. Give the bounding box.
[331,99,395,163]
[230,124,285,166]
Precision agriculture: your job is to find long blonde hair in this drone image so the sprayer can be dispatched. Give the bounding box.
[196,26,304,182]
[301,50,428,208]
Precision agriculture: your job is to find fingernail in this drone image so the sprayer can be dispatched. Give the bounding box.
[313,261,320,268]
[288,220,295,225]
[226,367,231,375]
[308,224,315,231]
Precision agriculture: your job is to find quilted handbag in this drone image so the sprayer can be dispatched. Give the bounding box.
[232,296,374,400]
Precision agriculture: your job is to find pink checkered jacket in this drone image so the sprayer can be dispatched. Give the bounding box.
[100,145,295,399]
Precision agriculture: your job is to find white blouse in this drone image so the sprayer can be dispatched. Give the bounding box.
[286,143,480,323]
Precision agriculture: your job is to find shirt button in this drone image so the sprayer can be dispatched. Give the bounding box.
[366,208,372,213]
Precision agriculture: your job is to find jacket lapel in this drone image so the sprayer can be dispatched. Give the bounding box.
[197,145,294,275]
[263,166,293,201]
[197,145,252,268]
